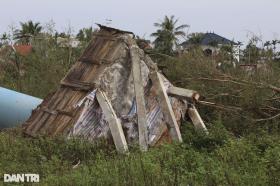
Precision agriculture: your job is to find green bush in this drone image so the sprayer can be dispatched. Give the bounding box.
[0,127,279,185]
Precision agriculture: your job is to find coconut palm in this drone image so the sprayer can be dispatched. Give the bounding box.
[264,41,271,50]
[14,20,42,44]
[271,40,279,51]
[187,32,205,45]
[271,39,280,58]
[0,33,10,45]
[151,15,189,55]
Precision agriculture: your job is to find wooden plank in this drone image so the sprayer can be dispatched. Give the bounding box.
[60,62,90,84]
[38,89,73,134]
[188,105,208,134]
[167,86,200,101]
[130,46,148,151]
[42,107,58,115]
[91,33,120,41]
[27,88,68,135]
[80,58,113,64]
[96,90,128,153]
[60,80,95,91]
[79,36,119,64]
[150,72,182,142]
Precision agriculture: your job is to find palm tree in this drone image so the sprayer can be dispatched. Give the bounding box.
[264,41,271,50]
[0,32,10,45]
[271,39,280,59]
[14,20,42,44]
[271,40,279,51]
[151,15,189,55]
[187,32,204,45]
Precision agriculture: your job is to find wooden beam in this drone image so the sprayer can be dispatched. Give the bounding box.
[130,46,148,151]
[167,86,200,101]
[96,90,128,153]
[150,72,182,142]
[188,105,208,134]
[60,80,95,91]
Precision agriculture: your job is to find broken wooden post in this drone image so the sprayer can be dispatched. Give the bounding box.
[188,105,208,134]
[150,72,183,142]
[96,90,128,153]
[130,46,148,151]
[167,86,200,101]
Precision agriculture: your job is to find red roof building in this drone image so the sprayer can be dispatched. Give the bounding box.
[13,45,32,56]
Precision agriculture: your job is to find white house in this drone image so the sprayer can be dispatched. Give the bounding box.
[56,37,80,48]
[180,32,240,62]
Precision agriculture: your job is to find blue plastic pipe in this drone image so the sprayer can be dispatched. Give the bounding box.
[0,87,42,128]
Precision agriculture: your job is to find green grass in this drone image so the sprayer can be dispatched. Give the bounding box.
[0,123,279,186]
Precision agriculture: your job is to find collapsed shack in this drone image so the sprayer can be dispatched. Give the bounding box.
[23,25,207,153]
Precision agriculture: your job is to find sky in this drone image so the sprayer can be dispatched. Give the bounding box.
[0,0,279,45]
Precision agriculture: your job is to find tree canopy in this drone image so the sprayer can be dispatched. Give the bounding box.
[14,20,42,44]
[151,15,189,55]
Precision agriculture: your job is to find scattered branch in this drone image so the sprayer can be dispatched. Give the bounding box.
[198,100,242,112]
[255,113,280,122]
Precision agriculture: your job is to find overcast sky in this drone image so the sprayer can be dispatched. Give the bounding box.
[0,0,279,44]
